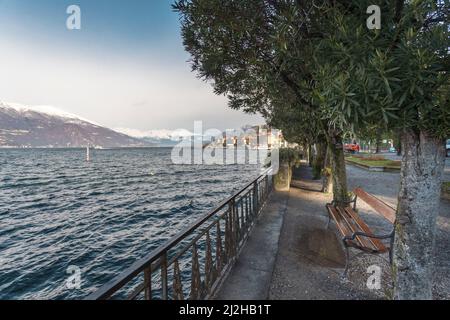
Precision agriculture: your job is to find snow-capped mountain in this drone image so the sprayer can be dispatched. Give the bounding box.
[0,102,149,148]
[115,128,194,147]
[115,128,193,139]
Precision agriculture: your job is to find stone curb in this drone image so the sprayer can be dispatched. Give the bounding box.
[345,159,400,172]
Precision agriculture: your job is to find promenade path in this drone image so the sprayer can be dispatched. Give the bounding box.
[216,164,450,300]
[215,191,289,299]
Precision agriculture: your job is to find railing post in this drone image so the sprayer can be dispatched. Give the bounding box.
[240,199,245,234]
[260,179,263,202]
[253,181,259,214]
[216,221,223,274]
[264,175,268,199]
[204,231,214,295]
[190,243,201,300]
[144,265,152,300]
[161,253,168,300]
[248,191,253,217]
[245,194,250,229]
[224,211,231,263]
[229,198,237,256]
[233,199,240,244]
[172,260,184,300]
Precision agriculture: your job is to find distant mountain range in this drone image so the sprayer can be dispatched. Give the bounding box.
[0,101,262,149]
[0,102,150,148]
[114,128,194,147]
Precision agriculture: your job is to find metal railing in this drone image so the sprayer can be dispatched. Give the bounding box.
[85,169,273,300]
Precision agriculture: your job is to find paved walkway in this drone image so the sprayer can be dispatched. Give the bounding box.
[216,164,450,300]
[215,191,289,300]
[290,164,323,192]
[269,187,385,299]
[271,165,450,299]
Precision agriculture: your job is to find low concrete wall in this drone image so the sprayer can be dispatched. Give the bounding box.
[274,163,292,192]
[345,160,400,172]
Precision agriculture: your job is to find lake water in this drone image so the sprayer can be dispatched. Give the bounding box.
[0,148,260,299]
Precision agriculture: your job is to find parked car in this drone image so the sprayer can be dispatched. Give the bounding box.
[389,147,397,153]
[446,139,450,157]
[344,142,360,154]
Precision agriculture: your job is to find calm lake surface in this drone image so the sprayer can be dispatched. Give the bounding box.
[0,148,260,299]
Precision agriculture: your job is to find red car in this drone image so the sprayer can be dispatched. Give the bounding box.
[344,143,360,154]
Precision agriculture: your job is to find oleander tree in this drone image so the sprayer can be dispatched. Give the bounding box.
[267,103,328,179]
[310,0,449,299]
[174,0,449,299]
[173,0,352,203]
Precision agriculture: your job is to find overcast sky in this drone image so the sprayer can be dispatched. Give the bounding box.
[0,0,263,132]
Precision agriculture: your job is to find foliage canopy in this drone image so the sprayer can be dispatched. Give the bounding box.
[174,0,449,140]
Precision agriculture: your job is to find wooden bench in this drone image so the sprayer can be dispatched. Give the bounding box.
[325,187,396,277]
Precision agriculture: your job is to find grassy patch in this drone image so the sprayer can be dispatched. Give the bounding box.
[346,156,401,168]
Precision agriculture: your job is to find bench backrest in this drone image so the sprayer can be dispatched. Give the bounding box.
[353,187,396,224]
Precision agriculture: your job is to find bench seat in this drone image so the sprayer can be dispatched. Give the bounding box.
[325,187,396,276]
[326,204,388,253]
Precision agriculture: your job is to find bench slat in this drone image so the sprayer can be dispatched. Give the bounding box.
[326,204,358,248]
[354,188,396,224]
[343,207,388,253]
[335,206,377,252]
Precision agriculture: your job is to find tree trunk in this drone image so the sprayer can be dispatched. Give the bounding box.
[322,141,333,193]
[395,131,402,156]
[302,143,308,161]
[313,141,327,180]
[375,128,382,154]
[393,130,446,300]
[326,130,349,204]
[308,144,313,167]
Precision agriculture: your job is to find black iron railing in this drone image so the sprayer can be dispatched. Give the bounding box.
[85,169,273,300]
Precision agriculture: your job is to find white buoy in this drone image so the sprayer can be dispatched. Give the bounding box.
[86,144,90,162]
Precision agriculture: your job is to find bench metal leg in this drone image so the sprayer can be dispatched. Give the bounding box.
[342,241,350,279]
[325,214,331,230]
[389,234,395,265]
[389,242,394,265]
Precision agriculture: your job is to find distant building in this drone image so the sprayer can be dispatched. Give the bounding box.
[205,124,288,149]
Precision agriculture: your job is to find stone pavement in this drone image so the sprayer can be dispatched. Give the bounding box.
[216,164,450,300]
[215,191,289,300]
